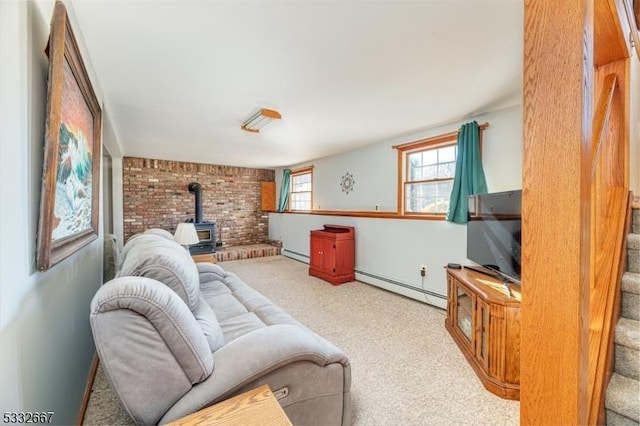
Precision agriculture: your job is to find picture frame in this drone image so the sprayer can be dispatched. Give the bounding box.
[37,1,102,271]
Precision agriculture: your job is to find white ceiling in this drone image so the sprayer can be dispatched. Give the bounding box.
[69,0,523,169]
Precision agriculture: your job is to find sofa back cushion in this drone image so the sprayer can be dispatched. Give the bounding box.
[117,231,227,350]
[193,297,225,352]
[118,236,200,312]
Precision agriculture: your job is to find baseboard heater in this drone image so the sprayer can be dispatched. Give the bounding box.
[283,249,309,260]
[282,249,446,300]
[355,269,446,300]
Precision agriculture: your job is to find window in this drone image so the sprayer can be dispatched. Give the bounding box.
[405,142,457,214]
[289,167,313,211]
[395,126,485,216]
[394,123,489,218]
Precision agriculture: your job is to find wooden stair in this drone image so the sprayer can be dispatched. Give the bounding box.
[606,207,640,425]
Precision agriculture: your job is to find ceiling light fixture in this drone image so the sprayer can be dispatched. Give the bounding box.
[241,108,282,133]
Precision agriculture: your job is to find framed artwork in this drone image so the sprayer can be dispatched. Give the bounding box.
[37,1,102,271]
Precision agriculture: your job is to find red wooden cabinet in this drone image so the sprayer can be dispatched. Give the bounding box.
[309,225,355,285]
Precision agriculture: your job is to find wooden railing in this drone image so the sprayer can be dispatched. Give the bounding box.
[587,66,631,424]
[520,1,634,423]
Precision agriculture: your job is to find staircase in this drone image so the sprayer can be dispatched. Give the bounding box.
[606,206,640,425]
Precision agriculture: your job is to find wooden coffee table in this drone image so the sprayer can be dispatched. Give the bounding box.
[166,385,291,426]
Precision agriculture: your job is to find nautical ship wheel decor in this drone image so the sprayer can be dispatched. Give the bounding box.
[340,172,355,194]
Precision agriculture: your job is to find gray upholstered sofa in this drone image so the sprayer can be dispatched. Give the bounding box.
[90,229,351,425]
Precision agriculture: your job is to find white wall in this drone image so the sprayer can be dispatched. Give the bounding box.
[0,1,115,422]
[269,105,522,308]
[102,108,125,248]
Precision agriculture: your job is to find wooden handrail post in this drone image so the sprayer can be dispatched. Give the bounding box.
[523,0,632,423]
[522,1,594,424]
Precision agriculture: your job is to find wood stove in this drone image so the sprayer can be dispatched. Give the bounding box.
[190,222,216,254]
[186,182,216,255]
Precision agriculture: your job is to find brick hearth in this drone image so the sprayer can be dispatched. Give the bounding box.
[215,244,281,262]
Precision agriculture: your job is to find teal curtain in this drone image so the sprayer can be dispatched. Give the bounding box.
[277,169,291,212]
[446,121,488,223]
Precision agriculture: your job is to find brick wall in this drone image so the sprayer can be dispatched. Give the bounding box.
[122,157,274,246]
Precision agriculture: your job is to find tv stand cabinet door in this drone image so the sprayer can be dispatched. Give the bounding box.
[476,300,490,370]
[452,279,475,352]
[488,305,507,381]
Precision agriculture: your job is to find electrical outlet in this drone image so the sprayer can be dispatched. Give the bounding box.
[375,204,380,211]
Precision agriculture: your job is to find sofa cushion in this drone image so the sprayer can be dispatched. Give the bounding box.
[253,304,307,328]
[221,272,273,311]
[200,279,232,299]
[196,263,226,283]
[206,293,249,322]
[193,297,225,352]
[118,237,200,312]
[218,312,267,343]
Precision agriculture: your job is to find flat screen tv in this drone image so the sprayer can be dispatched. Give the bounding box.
[467,190,522,283]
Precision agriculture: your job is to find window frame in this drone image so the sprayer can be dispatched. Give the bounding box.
[288,166,313,212]
[394,125,485,218]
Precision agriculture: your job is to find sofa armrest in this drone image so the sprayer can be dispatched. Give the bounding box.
[160,324,350,422]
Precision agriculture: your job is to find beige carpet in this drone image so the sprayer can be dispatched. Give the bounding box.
[84,255,519,425]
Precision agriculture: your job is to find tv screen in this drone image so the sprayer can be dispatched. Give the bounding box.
[467,190,522,283]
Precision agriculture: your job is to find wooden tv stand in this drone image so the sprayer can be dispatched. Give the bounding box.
[445,266,521,400]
